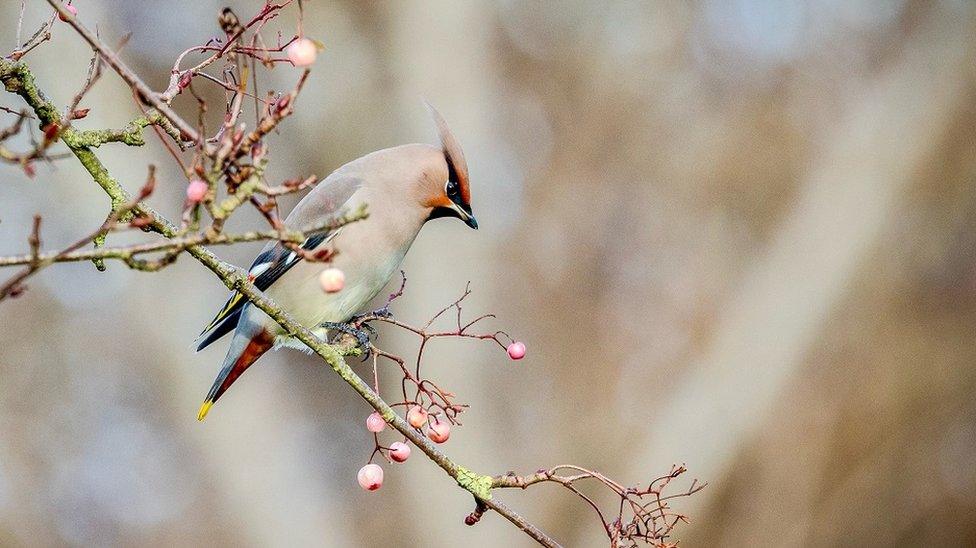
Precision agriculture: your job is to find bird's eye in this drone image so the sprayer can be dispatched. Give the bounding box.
[445,180,459,196]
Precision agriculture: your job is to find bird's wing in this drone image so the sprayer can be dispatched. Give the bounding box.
[195,175,363,351]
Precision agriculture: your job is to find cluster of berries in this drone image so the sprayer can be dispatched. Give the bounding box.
[356,342,525,491]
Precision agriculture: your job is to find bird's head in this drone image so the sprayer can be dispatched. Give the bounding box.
[420,103,477,230]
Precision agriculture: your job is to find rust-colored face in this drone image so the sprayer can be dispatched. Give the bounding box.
[426,102,477,229]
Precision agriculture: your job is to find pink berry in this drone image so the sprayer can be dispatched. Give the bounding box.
[389,441,411,463]
[507,341,526,360]
[365,412,386,433]
[357,463,383,491]
[186,179,208,203]
[406,406,428,429]
[58,4,77,22]
[287,38,318,67]
[318,268,345,293]
[427,417,451,444]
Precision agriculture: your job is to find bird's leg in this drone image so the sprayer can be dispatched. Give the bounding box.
[320,321,373,359]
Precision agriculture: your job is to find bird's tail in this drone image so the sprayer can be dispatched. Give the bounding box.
[197,329,274,421]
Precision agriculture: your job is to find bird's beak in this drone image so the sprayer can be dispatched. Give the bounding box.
[450,202,478,230]
[428,200,479,229]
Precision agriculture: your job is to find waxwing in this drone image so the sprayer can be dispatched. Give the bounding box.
[195,104,476,420]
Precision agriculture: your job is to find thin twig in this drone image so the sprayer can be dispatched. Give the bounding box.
[46,0,204,149]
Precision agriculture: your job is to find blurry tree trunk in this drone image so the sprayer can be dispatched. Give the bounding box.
[633,3,976,546]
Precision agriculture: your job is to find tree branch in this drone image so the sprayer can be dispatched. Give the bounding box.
[46,0,205,149]
[0,58,174,231]
[1,54,561,547]
[0,206,368,268]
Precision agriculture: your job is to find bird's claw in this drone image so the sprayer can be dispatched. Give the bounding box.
[359,322,377,337]
[321,321,373,359]
[336,306,393,361]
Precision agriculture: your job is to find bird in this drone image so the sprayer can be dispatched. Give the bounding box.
[194,104,477,421]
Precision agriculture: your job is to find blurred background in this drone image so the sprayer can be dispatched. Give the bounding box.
[2,0,976,546]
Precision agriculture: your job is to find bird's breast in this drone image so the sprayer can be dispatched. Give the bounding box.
[264,213,421,330]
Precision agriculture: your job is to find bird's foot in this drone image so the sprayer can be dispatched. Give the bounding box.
[321,321,373,359]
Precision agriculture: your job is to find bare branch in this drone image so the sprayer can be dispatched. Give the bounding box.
[46,0,204,148]
[0,206,368,270]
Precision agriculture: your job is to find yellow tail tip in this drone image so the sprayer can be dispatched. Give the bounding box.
[197,401,214,421]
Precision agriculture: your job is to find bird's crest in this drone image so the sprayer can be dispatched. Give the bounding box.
[425,101,470,206]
